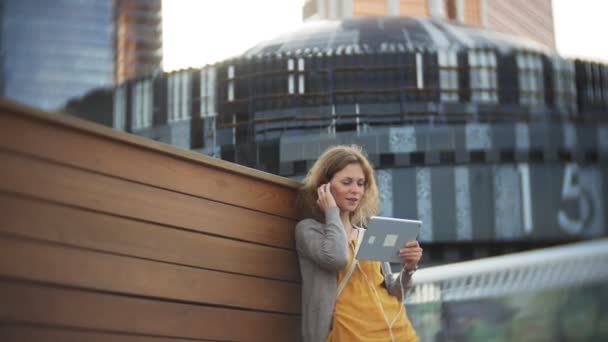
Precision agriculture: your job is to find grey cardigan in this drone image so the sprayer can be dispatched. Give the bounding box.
[295,207,413,342]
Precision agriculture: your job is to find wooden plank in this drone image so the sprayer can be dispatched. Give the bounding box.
[0,102,300,219]
[0,235,300,314]
[0,151,295,249]
[0,99,300,190]
[0,281,300,341]
[0,324,212,342]
[0,194,300,282]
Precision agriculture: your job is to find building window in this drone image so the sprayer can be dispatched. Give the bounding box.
[168,73,178,122]
[287,58,306,95]
[131,79,153,130]
[468,49,498,103]
[438,50,459,102]
[145,80,153,127]
[133,83,142,129]
[416,52,424,89]
[298,57,306,94]
[601,65,608,107]
[181,72,191,120]
[227,65,235,102]
[168,71,191,122]
[113,84,126,130]
[585,63,594,103]
[584,62,608,107]
[200,69,207,117]
[288,59,295,94]
[200,67,217,118]
[552,57,577,114]
[517,52,544,107]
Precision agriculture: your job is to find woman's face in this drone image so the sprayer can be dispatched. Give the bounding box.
[329,163,366,213]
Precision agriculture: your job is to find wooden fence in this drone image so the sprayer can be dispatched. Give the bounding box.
[0,99,302,341]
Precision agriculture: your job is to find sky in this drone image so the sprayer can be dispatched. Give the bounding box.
[162,0,608,72]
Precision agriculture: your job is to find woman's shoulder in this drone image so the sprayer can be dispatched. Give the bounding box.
[296,217,323,231]
[295,218,324,246]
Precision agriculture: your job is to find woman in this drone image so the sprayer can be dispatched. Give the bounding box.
[295,145,422,342]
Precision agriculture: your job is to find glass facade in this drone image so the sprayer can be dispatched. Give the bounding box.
[0,0,162,112]
[0,0,114,110]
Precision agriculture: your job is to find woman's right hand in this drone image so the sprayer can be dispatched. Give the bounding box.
[316,183,337,211]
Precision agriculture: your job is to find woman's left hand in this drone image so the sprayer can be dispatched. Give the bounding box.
[399,240,423,271]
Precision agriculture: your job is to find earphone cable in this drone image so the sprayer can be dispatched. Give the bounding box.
[357,262,408,342]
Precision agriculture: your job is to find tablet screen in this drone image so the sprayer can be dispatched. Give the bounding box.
[355,216,421,263]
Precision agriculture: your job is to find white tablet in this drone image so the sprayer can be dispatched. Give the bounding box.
[355,216,421,263]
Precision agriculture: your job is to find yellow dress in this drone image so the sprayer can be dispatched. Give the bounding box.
[326,239,418,342]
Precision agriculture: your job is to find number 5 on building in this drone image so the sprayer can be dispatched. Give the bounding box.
[558,163,591,235]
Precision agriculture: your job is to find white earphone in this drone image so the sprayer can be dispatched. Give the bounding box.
[356,216,409,342]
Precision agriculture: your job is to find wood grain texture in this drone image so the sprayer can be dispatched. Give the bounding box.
[0,194,300,282]
[0,98,303,340]
[0,235,300,314]
[0,281,300,341]
[0,324,214,342]
[0,109,300,220]
[0,151,295,249]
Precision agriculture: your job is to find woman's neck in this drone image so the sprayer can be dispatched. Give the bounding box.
[340,210,354,237]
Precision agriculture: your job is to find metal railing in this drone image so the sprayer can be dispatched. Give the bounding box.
[406,238,608,304]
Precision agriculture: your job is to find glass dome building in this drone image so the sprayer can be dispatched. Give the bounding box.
[78,17,608,263]
[213,17,587,169]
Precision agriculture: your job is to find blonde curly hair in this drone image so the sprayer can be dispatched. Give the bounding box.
[297,145,379,226]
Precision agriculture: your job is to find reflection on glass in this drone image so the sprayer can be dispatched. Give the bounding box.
[0,0,162,111]
[0,0,114,110]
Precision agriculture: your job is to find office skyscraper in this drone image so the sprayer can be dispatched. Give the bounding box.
[303,0,555,48]
[115,0,163,83]
[0,0,162,111]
